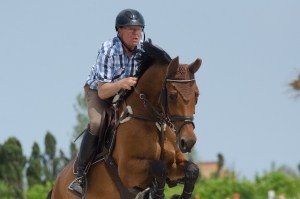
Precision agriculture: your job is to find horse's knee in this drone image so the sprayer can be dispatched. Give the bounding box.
[184,162,200,183]
[150,160,168,182]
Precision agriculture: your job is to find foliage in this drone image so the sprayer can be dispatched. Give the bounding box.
[69,141,78,160]
[255,170,300,198]
[73,93,88,138]
[43,131,68,182]
[164,169,300,199]
[25,181,53,199]
[56,149,70,172]
[26,142,43,187]
[44,131,56,160]
[195,177,255,199]
[0,137,26,199]
[0,181,15,199]
[0,136,299,199]
[43,131,58,182]
[0,134,73,198]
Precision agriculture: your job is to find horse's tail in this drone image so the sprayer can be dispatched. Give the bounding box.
[46,189,52,199]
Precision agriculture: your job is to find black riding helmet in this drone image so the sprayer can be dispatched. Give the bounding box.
[115,9,145,31]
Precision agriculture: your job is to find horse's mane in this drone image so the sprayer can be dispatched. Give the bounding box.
[119,39,172,100]
[135,39,172,78]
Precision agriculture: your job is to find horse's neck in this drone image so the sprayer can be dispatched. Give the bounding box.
[126,65,166,112]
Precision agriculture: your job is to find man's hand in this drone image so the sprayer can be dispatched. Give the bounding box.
[118,77,138,90]
[98,77,138,99]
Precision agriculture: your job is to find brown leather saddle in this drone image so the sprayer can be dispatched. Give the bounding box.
[73,105,118,174]
[73,94,139,199]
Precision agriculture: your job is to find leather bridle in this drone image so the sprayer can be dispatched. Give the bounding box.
[125,77,196,159]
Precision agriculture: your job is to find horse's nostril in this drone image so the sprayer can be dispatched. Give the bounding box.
[179,137,196,153]
[180,139,185,147]
[180,139,187,152]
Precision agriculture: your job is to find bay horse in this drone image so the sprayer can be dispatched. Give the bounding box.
[49,40,202,199]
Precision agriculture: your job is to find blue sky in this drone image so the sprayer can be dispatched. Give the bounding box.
[0,0,299,179]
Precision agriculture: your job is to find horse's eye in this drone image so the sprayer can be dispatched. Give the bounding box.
[168,91,178,101]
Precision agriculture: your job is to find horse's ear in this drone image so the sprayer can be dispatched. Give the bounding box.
[189,58,202,74]
[167,56,179,77]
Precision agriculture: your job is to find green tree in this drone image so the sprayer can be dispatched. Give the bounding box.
[0,181,15,199]
[165,167,300,199]
[70,142,78,160]
[56,149,69,172]
[26,142,43,187]
[26,181,53,199]
[43,131,58,181]
[73,93,88,138]
[0,137,26,199]
[43,131,71,182]
[255,170,300,198]
[278,165,299,177]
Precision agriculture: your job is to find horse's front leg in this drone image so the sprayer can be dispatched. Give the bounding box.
[149,160,168,199]
[118,157,168,199]
[133,160,168,199]
[171,161,199,199]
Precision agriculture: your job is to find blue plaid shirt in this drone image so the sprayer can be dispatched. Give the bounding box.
[86,36,143,90]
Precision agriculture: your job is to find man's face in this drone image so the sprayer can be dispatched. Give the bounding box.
[118,25,143,50]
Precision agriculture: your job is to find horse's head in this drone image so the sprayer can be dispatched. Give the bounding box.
[162,56,201,153]
[132,40,201,153]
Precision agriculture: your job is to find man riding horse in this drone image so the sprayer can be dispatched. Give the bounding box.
[68,9,146,197]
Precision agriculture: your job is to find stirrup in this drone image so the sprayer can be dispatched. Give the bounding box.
[68,176,86,197]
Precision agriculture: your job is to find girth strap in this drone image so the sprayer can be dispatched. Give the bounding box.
[105,156,131,199]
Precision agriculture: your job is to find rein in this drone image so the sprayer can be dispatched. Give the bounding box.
[123,78,196,159]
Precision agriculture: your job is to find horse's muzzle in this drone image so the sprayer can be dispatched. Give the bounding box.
[178,135,196,153]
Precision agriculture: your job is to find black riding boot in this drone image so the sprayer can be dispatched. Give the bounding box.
[68,129,98,196]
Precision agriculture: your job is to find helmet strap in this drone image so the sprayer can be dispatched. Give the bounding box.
[142,31,145,42]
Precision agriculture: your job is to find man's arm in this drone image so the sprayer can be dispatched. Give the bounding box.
[98,77,138,99]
